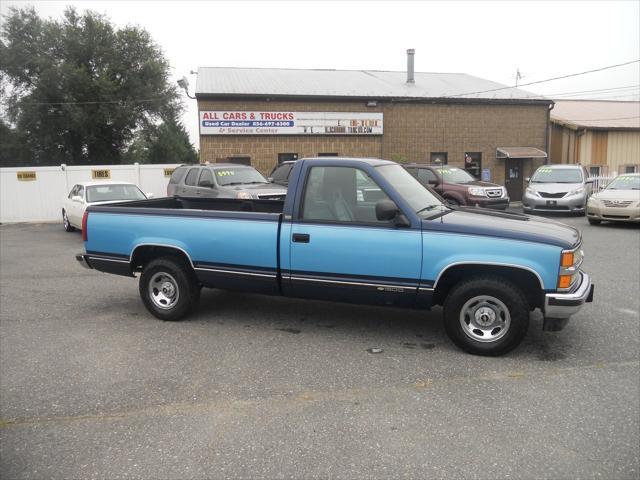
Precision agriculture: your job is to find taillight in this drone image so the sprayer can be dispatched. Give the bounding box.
[82,211,89,241]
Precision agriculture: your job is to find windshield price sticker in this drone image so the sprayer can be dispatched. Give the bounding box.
[164,168,175,177]
[438,168,460,174]
[92,169,111,179]
[17,171,37,181]
[538,168,553,173]
[215,170,235,177]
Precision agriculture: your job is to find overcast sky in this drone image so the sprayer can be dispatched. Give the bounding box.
[3,0,639,148]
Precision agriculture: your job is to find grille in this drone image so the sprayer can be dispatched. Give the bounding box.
[603,214,630,219]
[539,191,567,199]
[486,189,503,198]
[257,193,286,201]
[542,205,570,210]
[602,200,633,208]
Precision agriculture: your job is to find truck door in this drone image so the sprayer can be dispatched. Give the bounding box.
[288,165,422,307]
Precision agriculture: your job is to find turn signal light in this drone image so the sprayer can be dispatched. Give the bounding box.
[558,275,572,289]
[561,252,574,267]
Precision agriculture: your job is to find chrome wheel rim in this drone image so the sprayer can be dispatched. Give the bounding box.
[148,272,180,309]
[459,295,511,343]
[63,212,69,229]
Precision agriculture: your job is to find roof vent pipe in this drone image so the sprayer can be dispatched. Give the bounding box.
[406,49,415,84]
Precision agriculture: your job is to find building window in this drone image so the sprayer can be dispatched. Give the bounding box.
[278,153,298,164]
[589,166,602,177]
[430,152,448,165]
[318,152,339,157]
[220,156,251,166]
[624,165,638,173]
[464,152,482,178]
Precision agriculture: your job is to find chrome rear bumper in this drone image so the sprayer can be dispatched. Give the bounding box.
[76,253,93,269]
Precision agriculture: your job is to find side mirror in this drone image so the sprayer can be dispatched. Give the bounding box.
[525,177,530,183]
[146,192,155,199]
[428,179,439,186]
[585,179,594,184]
[199,180,213,188]
[72,195,82,203]
[376,199,400,221]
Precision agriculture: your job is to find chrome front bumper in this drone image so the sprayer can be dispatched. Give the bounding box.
[76,253,93,269]
[544,272,593,328]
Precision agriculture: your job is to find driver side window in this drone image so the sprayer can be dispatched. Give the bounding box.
[301,166,391,224]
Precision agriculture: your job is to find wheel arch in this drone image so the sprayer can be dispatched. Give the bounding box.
[130,244,195,272]
[432,262,545,310]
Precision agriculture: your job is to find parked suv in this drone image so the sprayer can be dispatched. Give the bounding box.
[268,161,296,187]
[404,164,509,209]
[168,164,287,200]
[523,164,592,215]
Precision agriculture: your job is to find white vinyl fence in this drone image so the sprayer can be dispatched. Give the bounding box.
[0,163,181,223]
[589,174,616,192]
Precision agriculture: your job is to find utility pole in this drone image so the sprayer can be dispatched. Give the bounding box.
[515,68,522,87]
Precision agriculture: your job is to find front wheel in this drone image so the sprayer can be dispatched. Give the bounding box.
[443,276,530,356]
[445,198,461,207]
[139,256,200,321]
[588,218,601,225]
[62,210,75,232]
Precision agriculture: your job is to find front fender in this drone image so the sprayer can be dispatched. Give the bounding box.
[421,232,560,290]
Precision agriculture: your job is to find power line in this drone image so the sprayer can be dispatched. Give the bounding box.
[447,59,640,98]
[19,97,167,106]
[550,84,640,97]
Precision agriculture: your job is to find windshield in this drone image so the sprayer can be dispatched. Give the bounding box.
[434,167,475,184]
[376,164,443,216]
[214,167,268,186]
[531,167,583,184]
[606,175,640,190]
[86,184,146,203]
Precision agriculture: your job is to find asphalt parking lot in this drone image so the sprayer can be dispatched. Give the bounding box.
[1,213,639,479]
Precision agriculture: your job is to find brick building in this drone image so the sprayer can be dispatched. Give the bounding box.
[195,51,552,200]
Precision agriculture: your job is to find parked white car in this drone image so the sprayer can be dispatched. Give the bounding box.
[62,181,152,232]
[586,173,640,225]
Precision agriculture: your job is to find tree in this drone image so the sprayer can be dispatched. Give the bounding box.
[124,119,198,164]
[0,6,197,166]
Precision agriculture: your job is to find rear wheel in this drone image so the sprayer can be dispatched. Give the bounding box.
[588,218,601,225]
[62,210,75,232]
[443,275,529,356]
[139,256,200,321]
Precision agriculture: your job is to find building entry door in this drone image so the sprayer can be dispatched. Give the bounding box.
[504,158,523,201]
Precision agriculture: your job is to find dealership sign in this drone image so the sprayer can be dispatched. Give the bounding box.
[199,111,383,135]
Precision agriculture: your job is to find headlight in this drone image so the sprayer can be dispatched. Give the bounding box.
[568,187,585,196]
[468,187,486,197]
[235,191,253,199]
[525,187,538,196]
[587,196,599,206]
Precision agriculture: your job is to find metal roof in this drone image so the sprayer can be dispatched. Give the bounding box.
[551,100,640,130]
[195,67,548,102]
[496,147,548,159]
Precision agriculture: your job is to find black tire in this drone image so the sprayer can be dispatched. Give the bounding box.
[445,197,461,207]
[443,275,530,356]
[139,256,200,321]
[62,210,75,232]
[588,218,601,225]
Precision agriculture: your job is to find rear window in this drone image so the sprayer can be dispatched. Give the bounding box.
[184,168,200,186]
[271,164,294,183]
[169,167,188,184]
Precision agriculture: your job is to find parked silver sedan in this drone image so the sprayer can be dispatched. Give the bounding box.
[523,164,593,215]
[586,173,640,225]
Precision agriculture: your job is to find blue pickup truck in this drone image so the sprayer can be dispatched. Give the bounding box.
[76,158,593,356]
